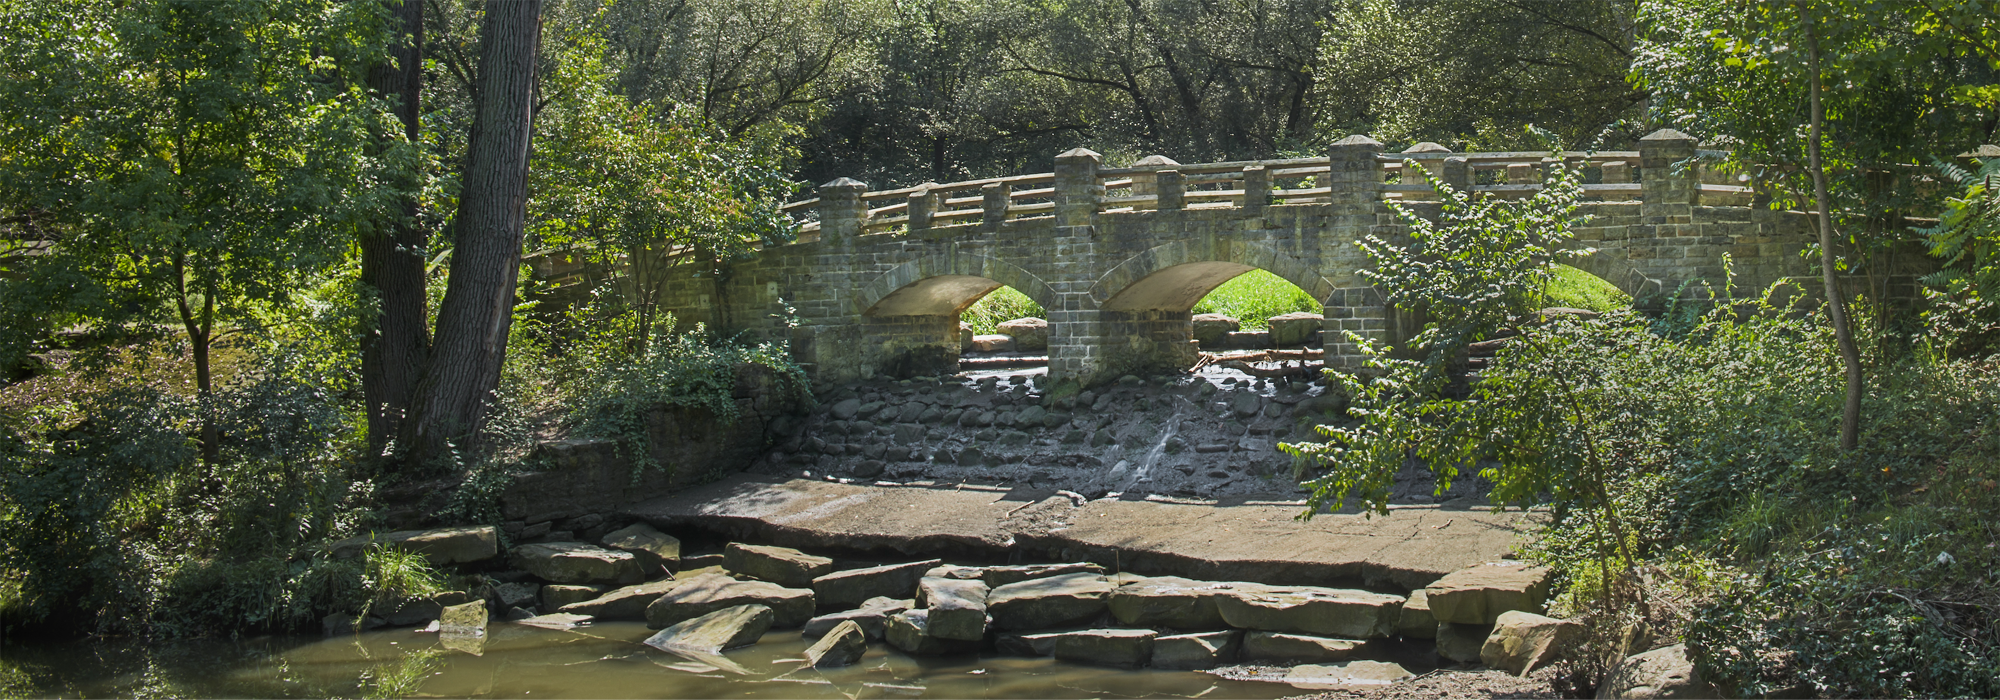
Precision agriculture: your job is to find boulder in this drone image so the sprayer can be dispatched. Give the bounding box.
[644,604,774,655]
[558,579,685,621]
[1191,314,1240,344]
[916,577,989,641]
[803,619,868,668]
[1151,630,1242,670]
[508,542,644,585]
[1436,622,1491,663]
[959,322,975,351]
[1051,629,1156,669]
[1267,312,1324,347]
[1107,576,1227,629]
[541,584,606,613]
[884,609,978,656]
[600,523,681,569]
[977,563,1106,588]
[813,559,939,610]
[994,631,1068,657]
[1241,632,1367,663]
[1597,644,1715,699]
[970,335,1014,352]
[490,581,540,610]
[379,591,475,627]
[438,600,488,656]
[1480,610,1582,676]
[1281,661,1415,689]
[803,597,911,641]
[723,543,833,588]
[1425,561,1552,625]
[986,572,1113,630]
[515,613,593,630]
[1214,583,1405,638]
[644,573,814,629]
[996,317,1049,351]
[1396,589,1437,639]
[332,526,500,566]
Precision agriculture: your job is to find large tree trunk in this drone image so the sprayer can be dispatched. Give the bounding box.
[401,0,543,466]
[360,0,430,454]
[1800,4,1864,451]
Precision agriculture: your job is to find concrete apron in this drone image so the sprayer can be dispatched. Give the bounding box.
[625,474,1535,592]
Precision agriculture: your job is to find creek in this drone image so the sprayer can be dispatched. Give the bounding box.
[2,622,1362,698]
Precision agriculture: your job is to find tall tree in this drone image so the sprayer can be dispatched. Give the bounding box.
[359,0,433,452]
[401,0,544,465]
[0,0,398,458]
[1798,3,1864,450]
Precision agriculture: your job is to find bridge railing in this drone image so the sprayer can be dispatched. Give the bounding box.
[781,131,1775,243]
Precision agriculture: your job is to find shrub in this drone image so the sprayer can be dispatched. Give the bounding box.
[1193,270,1321,330]
[960,286,1044,335]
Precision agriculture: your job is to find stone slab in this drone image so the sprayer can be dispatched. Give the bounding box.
[626,475,1534,591]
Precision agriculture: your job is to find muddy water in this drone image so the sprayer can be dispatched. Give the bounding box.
[4,621,1315,698]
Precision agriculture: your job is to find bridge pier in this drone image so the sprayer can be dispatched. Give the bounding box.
[579,130,1931,390]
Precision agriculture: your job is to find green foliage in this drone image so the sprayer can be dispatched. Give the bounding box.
[960,287,1045,335]
[1192,270,1322,330]
[360,647,442,700]
[1284,147,1592,515]
[0,0,413,379]
[560,311,809,481]
[1546,265,1633,313]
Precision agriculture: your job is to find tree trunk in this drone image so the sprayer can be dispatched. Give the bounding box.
[360,0,430,454]
[1801,5,1864,451]
[401,0,543,466]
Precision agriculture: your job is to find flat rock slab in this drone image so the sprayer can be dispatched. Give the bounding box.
[1153,630,1242,670]
[1214,583,1405,639]
[916,577,989,641]
[1051,628,1156,668]
[814,559,938,610]
[626,475,1531,591]
[884,609,979,656]
[601,523,681,568]
[509,542,644,585]
[515,613,593,630]
[986,572,1113,630]
[724,543,832,588]
[541,584,606,612]
[1397,589,1436,639]
[1108,575,1229,629]
[645,604,774,654]
[557,579,686,621]
[1426,561,1553,625]
[1282,661,1415,689]
[332,526,499,566]
[803,597,911,640]
[1241,631,1367,663]
[645,573,814,629]
[803,619,868,668]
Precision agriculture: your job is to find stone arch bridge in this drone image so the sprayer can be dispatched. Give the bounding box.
[532,129,1917,387]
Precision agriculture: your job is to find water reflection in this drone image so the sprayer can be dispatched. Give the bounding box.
[6,621,1319,698]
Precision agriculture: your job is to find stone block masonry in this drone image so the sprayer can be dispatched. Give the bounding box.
[536,130,1929,388]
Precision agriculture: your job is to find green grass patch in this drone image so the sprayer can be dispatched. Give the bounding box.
[960,286,1044,335]
[1193,270,1320,330]
[1545,264,1631,312]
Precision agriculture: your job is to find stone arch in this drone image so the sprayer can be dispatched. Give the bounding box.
[1090,239,1338,312]
[856,251,1060,317]
[1565,247,1664,300]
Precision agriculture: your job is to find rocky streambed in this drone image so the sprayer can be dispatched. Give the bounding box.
[310,521,1585,695]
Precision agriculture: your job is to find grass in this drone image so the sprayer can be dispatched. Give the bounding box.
[1192,270,1320,330]
[961,286,1044,335]
[1545,264,1631,312]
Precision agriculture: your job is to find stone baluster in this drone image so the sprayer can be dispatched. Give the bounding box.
[981,182,1010,229]
[816,177,868,241]
[1507,163,1538,185]
[1600,161,1631,183]
[1155,169,1184,211]
[1326,135,1383,206]
[1241,165,1270,214]
[1130,155,1180,209]
[1055,147,1102,228]
[1639,128,1699,218]
[1440,156,1471,194]
[906,189,932,232]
